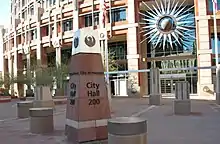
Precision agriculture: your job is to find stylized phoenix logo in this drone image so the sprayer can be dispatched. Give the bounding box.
[84,35,96,47]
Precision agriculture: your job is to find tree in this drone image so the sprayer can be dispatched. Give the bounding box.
[14,64,54,97]
[34,66,54,87]
[0,77,3,88]
[50,63,69,96]
[104,51,120,72]
[0,72,16,95]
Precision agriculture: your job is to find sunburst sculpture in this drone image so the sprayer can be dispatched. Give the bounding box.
[139,0,195,50]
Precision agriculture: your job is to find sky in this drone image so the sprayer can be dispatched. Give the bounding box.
[0,1,10,26]
[0,0,10,71]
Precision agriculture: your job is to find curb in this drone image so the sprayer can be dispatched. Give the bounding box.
[54,99,67,105]
[0,98,67,105]
[0,98,11,103]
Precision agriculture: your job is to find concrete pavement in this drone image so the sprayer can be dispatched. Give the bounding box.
[0,98,220,144]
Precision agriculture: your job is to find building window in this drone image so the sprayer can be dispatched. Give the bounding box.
[63,19,73,31]
[22,12,24,19]
[45,0,49,8]
[21,11,27,19]
[22,0,25,7]
[211,34,220,64]
[84,12,99,27]
[108,41,127,60]
[208,0,220,13]
[109,7,126,22]
[94,14,99,25]
[50,0,56,6]
[41,26,49,36]
[31,29,37,40]
[18,13,21,19]
[30,5,34,15]
[118,63,128,71]
[61,48,71,64]
[14,7,17,15]
[51,25,55,35]
[37,0,44,8]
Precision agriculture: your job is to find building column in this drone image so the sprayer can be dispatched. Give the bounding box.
[136,0,148,96]
[23,46,31,98]
[126,0,140,96]
[8,54,13,95]
[17,53,24,97]
[2,57,5,85]
[3,58,9,89]
[13,51,18,96]
[73,0,79,31]
[196,0,213,97]
[13,52,24,97]
[36,22,44,66]
[139,41,148,96]
[13,19,19,96]
[127,28,140,94]
[52,13,61,66]
[56,0,60,7]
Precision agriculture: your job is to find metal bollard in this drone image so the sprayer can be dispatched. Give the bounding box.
[149,68,161,105]
[29,108,54,134]
[17,101,33,118]
[175,81,190,100]
[108,117,147,144]
[174,81,191,115]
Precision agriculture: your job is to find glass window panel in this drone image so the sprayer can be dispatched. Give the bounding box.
[208,0,220,12]
[110,8,126,22]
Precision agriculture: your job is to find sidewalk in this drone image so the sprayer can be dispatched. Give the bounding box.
[144,100,220,144]
[0,98,220,144]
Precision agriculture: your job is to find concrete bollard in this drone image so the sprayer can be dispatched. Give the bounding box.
[108,117,147,144]
[174,81,191,115]
[29,108,54,134]
[17,101,33,118]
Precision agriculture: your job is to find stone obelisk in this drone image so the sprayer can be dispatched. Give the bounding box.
[65,27,111,143]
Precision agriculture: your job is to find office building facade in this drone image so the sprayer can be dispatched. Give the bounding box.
[0,0,217,98]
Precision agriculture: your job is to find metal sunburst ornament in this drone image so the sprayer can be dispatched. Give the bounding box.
[139,0,195,50]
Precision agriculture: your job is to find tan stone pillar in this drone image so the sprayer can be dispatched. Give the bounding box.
[127,0,141,97]
[196,0,214,98]
[127,28,140,96]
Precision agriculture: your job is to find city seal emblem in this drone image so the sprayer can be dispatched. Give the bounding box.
[84,35,96,47]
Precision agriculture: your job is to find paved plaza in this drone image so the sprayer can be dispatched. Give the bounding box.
[0,98,220,144]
